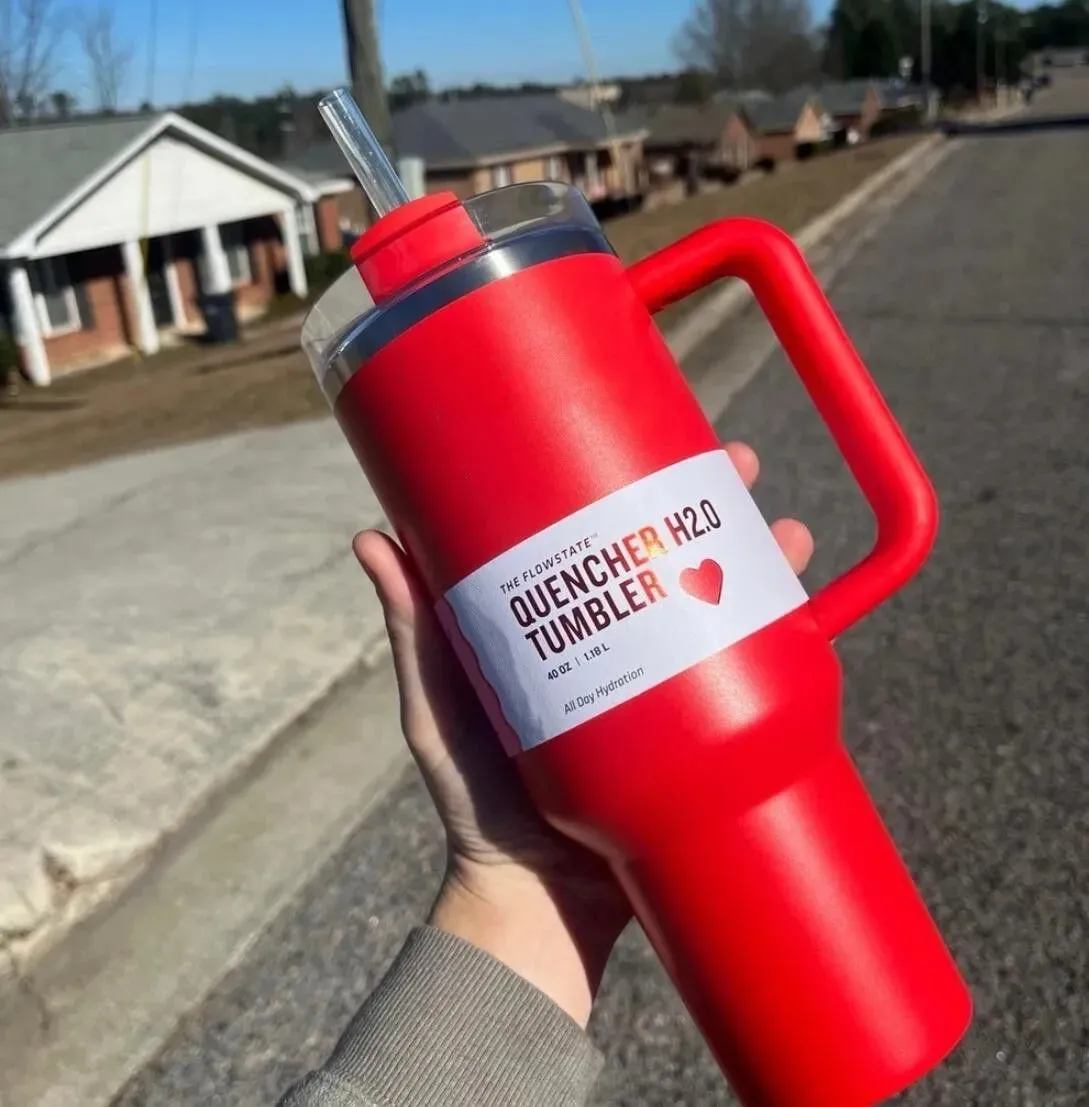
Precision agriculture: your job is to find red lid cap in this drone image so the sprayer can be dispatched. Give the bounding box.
[350,191,487,305]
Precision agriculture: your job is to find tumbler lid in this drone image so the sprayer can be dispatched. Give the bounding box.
[301,87,611,403]
[300,178,607,401]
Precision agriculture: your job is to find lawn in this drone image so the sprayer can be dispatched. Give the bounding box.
[0,133,925,482]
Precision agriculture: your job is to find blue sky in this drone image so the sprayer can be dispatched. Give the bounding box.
[53,0,747,109]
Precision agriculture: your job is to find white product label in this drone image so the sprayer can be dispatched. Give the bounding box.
[442,450,808,752]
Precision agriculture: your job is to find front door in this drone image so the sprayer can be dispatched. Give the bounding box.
[144,240,176,329]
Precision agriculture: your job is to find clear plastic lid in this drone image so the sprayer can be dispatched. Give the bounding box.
[300,181,603,387]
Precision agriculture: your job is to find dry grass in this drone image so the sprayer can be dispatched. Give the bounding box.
[0,134,924,482]
[0,320,326,480]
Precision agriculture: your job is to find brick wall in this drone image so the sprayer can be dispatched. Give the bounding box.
[234,216,281,318]
[333,186,374,233]
[170,230,202,327]
[754,131,797,164]
[422,168,480,200]
[315,196,343,251]
[42,247,131,377]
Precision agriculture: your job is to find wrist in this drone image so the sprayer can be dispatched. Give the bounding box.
[428,863,619,1028]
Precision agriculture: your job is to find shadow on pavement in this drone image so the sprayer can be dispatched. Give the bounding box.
[942,113,1089,136]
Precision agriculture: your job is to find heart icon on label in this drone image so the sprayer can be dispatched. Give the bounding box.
[679,559,724,606]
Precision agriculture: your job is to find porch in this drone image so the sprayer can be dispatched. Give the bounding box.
[9,218,307,383]
[2,115,314,386]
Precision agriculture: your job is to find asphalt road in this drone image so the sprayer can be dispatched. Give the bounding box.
[116,97,1089,1106]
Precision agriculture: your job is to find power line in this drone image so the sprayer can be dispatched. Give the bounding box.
[565,0,626,193]
[977,0,988,100]
[144,0,160,108]
[166,0,203,242]
[135,0,161,363]
[181,0,202,106]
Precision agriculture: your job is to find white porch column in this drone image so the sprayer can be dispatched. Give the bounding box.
[300,202,320,257]
[200,224,233,295]
[280,207,309,299]
[397,157,426,200]
[121,240,160,355]
[8,261,49,386]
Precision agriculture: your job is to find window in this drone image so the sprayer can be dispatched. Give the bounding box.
[35,257,80,335]
[584,151,600,187]
[220,223,252,286]
[491,164,512,188]
[546,155,563,181]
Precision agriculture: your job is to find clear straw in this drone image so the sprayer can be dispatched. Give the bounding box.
[318,88,410,218]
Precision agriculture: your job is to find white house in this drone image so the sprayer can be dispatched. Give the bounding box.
[0,111,352,386]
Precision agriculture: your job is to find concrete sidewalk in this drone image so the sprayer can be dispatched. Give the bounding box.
[0,418,389,948]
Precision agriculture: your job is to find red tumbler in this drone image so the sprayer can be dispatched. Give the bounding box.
[301,91,972,1106]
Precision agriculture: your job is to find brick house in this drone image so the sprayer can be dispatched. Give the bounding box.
[274,154,380,242]
[741,92,828,164]
[636,102,760,177]
[807,80,885,144]
[0,112,350,386]
[284,94,649,218]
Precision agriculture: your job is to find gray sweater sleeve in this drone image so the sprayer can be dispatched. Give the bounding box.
[277,925,604,1107]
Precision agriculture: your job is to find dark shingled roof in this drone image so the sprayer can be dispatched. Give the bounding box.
[742,89,816,134]
[282,94,647,177]
[0,114,159,248]
[393,95,645,164]
[633,102,741,148]
[803,79,880,117]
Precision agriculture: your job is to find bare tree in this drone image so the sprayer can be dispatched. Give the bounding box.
[77,2,132,112]
[675,0,820,94]
[0,0,65,124]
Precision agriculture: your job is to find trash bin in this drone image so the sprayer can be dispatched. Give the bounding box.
[198,292,239,344]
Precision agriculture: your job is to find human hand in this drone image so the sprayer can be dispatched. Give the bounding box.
[354,442,813,1029]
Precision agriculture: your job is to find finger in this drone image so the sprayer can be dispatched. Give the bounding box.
[723,441,759,490]
[353,529,421,640]
[770,518,814,576]
[353,530,435,717]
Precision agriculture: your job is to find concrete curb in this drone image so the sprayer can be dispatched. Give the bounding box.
[0,617,394,972]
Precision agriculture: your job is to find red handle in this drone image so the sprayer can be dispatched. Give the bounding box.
[627,216,938,641]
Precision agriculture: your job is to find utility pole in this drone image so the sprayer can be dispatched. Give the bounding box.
[995,31,1006,104]
[976,0,988,103]
[920,0,932,90]
[341,0,394,160]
